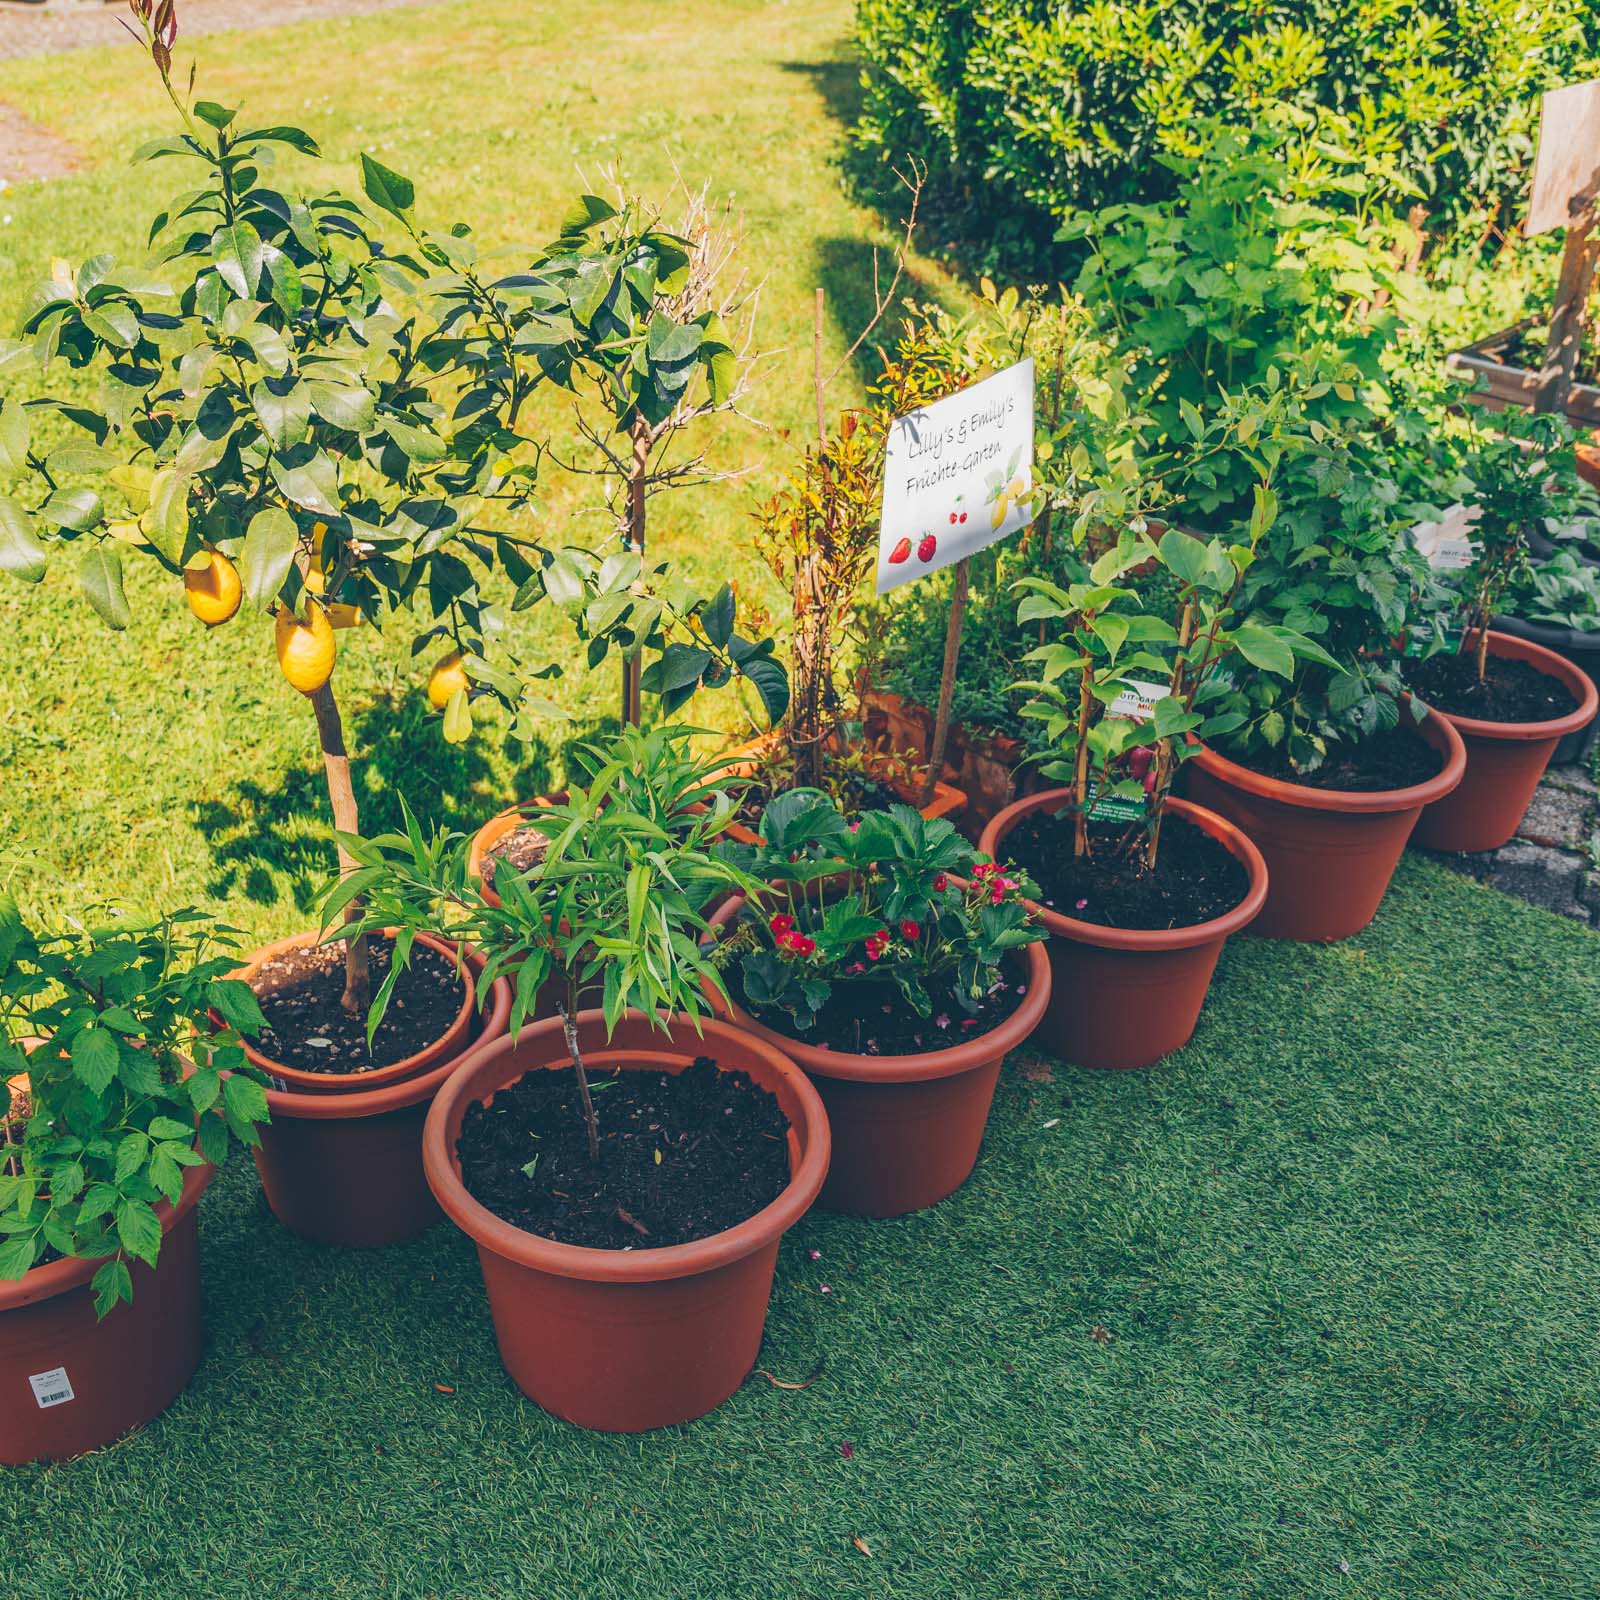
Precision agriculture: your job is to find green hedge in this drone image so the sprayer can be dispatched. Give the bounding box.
[851,0,1599,275]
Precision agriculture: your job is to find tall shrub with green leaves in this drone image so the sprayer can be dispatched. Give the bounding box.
[851,0,1598,277]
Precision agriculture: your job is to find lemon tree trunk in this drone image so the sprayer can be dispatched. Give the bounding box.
[309,680,371,1016]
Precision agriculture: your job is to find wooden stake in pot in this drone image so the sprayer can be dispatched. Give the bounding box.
[921,558,970,805]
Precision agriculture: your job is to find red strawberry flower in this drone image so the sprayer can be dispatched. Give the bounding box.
[769,912,795,936]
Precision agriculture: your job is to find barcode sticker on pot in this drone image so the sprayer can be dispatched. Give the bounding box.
[29,1367,74,1409]
[1108,679,1169,723]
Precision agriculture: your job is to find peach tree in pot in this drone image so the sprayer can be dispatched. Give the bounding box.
[1000,519,1308,1067]
[331,725,829,1432]
[0,9,774,1068]
[1406,411,1600,851]
[0,903,269,1463]
[705,787,1048,1216]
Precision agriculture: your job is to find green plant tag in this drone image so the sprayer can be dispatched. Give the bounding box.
[1085,779,1147,823]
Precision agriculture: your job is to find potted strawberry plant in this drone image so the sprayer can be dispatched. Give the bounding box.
[332,725,829,1432]
[705,787,1048,1215]
[0,903,268,1463]
[1408,412,1600,851]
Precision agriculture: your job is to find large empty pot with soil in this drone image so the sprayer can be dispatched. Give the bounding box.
[981,793,1265,1070]
[1409,630,1599,853]
[1184,709,1465,941]
[422,1010,829,1432]
[1492,613,1600,766]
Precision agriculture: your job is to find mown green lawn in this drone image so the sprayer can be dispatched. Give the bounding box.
[2,6,1598,1599]
[6,855,1600,1599]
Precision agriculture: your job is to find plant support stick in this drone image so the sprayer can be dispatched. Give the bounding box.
[1534,198,1599,418]
[921,557,969,806]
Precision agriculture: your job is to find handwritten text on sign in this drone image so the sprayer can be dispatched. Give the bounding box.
[876,358,1036,594]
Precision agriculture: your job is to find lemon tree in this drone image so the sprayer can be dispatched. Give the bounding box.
[0,6,783,1013]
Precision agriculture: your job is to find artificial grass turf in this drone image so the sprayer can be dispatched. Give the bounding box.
[6,852,1598,1599]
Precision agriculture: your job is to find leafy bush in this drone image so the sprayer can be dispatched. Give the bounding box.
[851,0,1599,276]
[0,906,268,1316]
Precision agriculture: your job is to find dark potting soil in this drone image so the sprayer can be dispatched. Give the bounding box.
[1004,811,1250,931]
[455,1057,792,1250]
[482,825,549,885]
[1227,723,1443,792]
[1406,651,1579,724]
[249,936,465,1075]
[742,967,1029,1056]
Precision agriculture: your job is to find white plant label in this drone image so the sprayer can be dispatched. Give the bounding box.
[1410,501,1480,571]
[29,1366,75,1409]
[1108,679,1170,723]
[876,357,1036,594]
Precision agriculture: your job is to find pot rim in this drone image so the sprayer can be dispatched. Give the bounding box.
[1185,701,1467,815]
[705,899,1052,1082]
[979,792,1269,952]
[1418,628,1600,742]
[261,971,512,1121]
[466,793,566,907]
[0,1159,213,1313]
[230,928,475,1093]
[421,1009,830,1285]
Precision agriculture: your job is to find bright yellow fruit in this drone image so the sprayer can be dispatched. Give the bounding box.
[274,603,336,695]
[303,564,327,596]
[426,649,469,710]
[184,550,242,627]
[325,601,362,630]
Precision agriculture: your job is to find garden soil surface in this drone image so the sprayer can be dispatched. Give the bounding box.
[1227,723,1444,792]
[454,1057,791,1250]
[1005,811,1250,930]
[249,936,464,1075]
[483,826,549,883]
[1407,653,1579,724]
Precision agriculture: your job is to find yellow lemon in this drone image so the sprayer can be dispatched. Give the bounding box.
[183,550,242,627]
[426,649,470,710]
[325,601,362,630]
[303,564,327,597]
[274,603,336,695]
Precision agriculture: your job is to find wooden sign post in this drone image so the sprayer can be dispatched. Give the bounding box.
[1526,80,1600,416]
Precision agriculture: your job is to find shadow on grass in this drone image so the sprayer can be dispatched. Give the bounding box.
[810,232,948,393]
[190,692,613,916]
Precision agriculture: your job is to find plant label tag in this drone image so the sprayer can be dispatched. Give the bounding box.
[1404,622,1465,660]
[1107,679,1169,723]
[1085,779,1147,824]
[877,357,1036,593]
[1527,79,1600,236]
[29,1367,75,1409]
[1410,502,1479,571]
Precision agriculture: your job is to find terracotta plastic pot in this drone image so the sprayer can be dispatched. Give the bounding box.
[0,1161,212,1464]
[707,897,1050,1214]
[233,929,475,1095]
[1492,613,1600,766]
[980,794,1265,1070]
[467,793,565,908]
[1411,630,1600,853]
[1184,707,1465,942]
[717,731,967,847]
[252,960,511,1248]
[422,1010,830,1432]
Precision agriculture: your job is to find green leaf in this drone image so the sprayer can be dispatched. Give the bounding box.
[91,1258,133,1318]
[193,101,238,129]
[740,653,790,725]
[239,507,299,611]
[115,1198,163,1267]
[307,381,375,432]
[142,468,191,563]
[211,221,265,299]
[235,125,321,156]
[0,1233,39,1280]
[0,399,30,477]
[270,446,341,516]
[360,153,416,221]
[81,303,140,350]
[114,1131,147,1185]
[442,686,472,744]
[70,1028,119,1094]
[0,497,47,582]
[79,544,131,628]
[207,977,265,1034]
[222,1071,270,1136]
[559,193,619,235]
[40,486,102,533]
[1230,623,1295,679]
[251,378,312,452]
